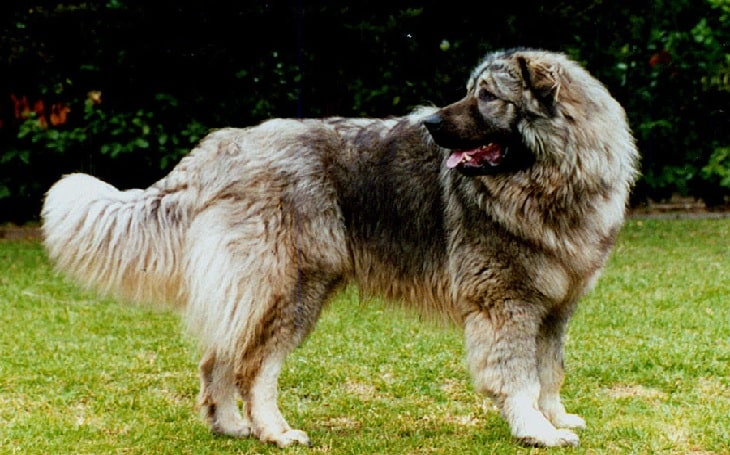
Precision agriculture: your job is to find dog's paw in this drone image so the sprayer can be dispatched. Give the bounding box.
[202,403,253,438]
[510,410,581,447]
[551,412,586,430]
[539,398,587,430]
[508,401,581,447]
[262,429,312,448]
[212,421,253,438]
[518,428,580,448]
[210,414,253,438]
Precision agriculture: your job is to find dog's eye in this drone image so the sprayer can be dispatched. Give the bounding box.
[478,88,497,102]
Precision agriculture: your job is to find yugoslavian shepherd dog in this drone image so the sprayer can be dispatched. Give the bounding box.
[42,48,638,448]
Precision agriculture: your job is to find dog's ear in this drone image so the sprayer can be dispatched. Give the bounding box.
[517,56,561,105]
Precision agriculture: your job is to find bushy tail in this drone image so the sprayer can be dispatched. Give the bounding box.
[41,173,188,306]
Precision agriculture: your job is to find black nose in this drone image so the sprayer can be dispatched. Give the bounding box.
[422,114,442,133]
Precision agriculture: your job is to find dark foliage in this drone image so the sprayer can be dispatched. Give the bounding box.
[0,0,728,222]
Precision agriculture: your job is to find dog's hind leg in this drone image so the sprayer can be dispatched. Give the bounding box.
[536,308,586,430]
[234,274,341,448]
[239,347,311,448]
[464,302,580,448]
[184,195,346,447]
[198,350,252,437]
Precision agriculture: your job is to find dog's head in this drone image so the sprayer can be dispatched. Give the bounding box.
[424,49,574,176]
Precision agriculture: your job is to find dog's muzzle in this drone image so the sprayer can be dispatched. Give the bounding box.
[422,113,534,176]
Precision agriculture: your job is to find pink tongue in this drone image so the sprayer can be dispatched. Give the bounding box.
[446,151,467,169]
[446,144,503,169]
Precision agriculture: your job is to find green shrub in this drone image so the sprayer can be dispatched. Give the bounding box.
[1,1,729,222]
[0,92,208,222]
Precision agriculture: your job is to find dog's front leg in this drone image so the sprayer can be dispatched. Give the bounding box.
[536,308,586,430]
[463,302,580,447]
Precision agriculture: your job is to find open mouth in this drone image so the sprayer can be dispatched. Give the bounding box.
[446,143,506,171]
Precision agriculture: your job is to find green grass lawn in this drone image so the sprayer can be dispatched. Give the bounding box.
[1,218,729,454]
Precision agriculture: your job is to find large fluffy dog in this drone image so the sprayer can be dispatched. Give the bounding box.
[42,49,638,448]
